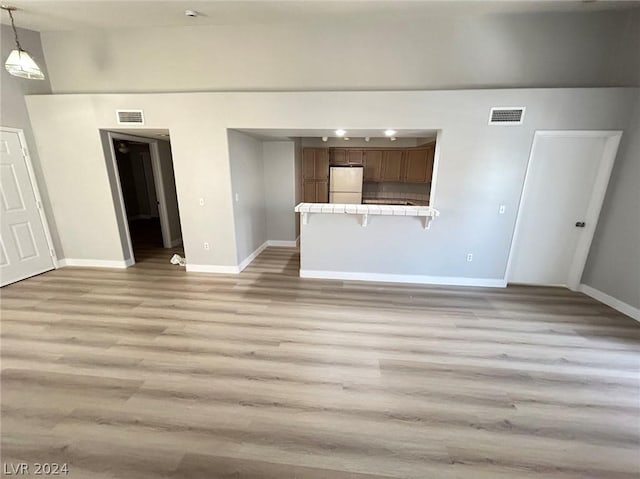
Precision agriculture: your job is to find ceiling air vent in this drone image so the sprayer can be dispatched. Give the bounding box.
[488,107,525,125]
[116,110,144,125]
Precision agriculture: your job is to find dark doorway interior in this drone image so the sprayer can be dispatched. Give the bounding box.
[113,140,163,256]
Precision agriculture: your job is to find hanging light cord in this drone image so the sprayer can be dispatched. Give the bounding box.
[5,8,23,51]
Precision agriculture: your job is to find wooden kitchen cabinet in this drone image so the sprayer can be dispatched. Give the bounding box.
[346,149,364,165]
[363,150,383,181]
[314,149,329,179]
[403,146,434,183]
[381,150,404,182]
[303,179,328,203]
[330,148,348,165]
[303,179,317,202]
[303,149,315,179]
[315,180,328,202]
[303,148,329,180]
[302,148,330,203]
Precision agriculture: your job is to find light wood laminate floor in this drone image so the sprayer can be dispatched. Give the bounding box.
[1,247,639,478]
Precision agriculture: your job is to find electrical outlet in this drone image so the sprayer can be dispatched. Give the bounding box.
[235,193,240,202]
[499,204,506,214]
[203,242,210,250]
[466,253,473,262]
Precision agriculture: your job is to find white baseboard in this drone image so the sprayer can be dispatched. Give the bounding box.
[170,237,183,248]
[59,258,131,269]
[267,240,298,247]
[186,264,240,274]
[300,269,507,288]
[239,241,268,271]
[186,242,269,275]
[579,284,640,321]
[189,240,298,276]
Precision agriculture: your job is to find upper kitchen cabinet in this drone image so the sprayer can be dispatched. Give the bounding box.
[347,149,364,165]
[330,148,348,165]
[303,148,329,180]
[381,150,404,182]
[363,150,383,181]
[403,145,434,183]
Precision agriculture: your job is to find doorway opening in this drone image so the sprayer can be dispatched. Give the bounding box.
[104,130,183,266]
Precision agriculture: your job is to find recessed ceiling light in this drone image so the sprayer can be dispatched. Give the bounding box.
[364,137,370,142]
[335,129,346,137]
[321,136,328,142]
[384,129,397,137]
[390,137,397,142]
[344,137,350,141]
[184,9,198,17]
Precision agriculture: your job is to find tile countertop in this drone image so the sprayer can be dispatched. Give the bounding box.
[362,198,429,206]
[294,203,440,218]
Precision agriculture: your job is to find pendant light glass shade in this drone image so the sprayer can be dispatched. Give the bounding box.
[2,6,45,80]
[5,49,45,80]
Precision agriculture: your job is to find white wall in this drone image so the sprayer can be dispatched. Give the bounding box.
[228,130,267,264]
[25,88,638,278]
[0,24,62,256]
[582,93,640,310]
[39,8,639,94]
[99,131,132,262]
[263,141,296,243]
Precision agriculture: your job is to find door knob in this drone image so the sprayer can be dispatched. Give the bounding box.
[575,221,586,227]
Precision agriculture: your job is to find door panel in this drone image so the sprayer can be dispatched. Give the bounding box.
[329,192,361,204]
[302,149,315,179]
[347,149,364,165]
[381,150,404,181]
[509,133,612,286]
[303,179,316,202]
[363,150,382,181]
[331,149,348,165]
[403,148,432,183]
[0,130,54,286]
[315,180,328,203]
[314,149,329,179]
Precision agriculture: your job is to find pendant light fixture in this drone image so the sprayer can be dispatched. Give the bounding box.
[2,5,45,80]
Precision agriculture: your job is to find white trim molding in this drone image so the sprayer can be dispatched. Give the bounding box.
[239,241,268,271]
[186,241,273,274]
[59,258,131,269]
[267,240,298,247]
[300,270,507,288]
[579,284,640,322]
[186,264,240,274]
[106,130,182,263]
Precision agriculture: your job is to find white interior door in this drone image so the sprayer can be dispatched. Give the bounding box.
[1,129,55,286]
[508,131,621,289]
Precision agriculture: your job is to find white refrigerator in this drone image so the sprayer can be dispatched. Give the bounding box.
[329,166,363,204]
